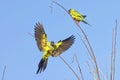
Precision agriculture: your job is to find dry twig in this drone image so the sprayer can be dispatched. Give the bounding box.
[74,54,84,80]
[2,66,6,80]
[59,55,80,80]
[110,20,118,80]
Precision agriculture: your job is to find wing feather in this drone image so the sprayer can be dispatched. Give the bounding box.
[52,35,75,57]
[34,22,47,51]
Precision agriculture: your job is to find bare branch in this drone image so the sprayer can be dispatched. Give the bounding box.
[99,69,108,80]
[76,23,100,80]
[74,54,84,80]
[2,66,6,80]
[59,55,80,80]
[86,61,97,80]
[77,33,93,60]
[110,20,118,80]
[52,1,68,14]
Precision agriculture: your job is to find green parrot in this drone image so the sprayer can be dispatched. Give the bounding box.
[68,8,89,25]
[34,22,75,74]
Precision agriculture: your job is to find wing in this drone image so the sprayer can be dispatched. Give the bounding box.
[52,35,75,57]
[34,22,47,51]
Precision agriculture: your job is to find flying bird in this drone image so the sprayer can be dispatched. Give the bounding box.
[68,9,89,25]
[34,22,75,74]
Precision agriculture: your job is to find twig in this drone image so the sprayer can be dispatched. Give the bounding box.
[52,1,68,14]
[86,61,96,80]
[77,33,93,60]
[2,66,6,80]
[110,20,118,80]
[99,69,108,80]
[59,55,80,80]
[77,27,100,80]
[76,23,100,80]
[74,54,84,80]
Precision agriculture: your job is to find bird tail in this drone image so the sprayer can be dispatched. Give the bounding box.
[36,58,48,74]
[82,20,92,27]
[82,20,89,25]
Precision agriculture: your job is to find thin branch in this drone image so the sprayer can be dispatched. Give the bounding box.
[110,29,114,80]
[113,20,117,80]
[74,54,84,80]
[76,23,100,80]
[110,20,118,80]
[59,55,80,80]
[2,66,6,80]
[99,69,108,80]
[77,24,100,80]
[86,61,97,80]
[77,33,93,60]
[77,33,95,70]
[52,1,68,14]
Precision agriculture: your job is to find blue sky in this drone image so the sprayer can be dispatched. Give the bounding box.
[0,0,120,80]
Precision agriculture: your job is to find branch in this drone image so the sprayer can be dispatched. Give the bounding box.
[2,66,6,80]
[74,54,84,80]
[110,20,118,80]
[52,1,68,14]
[59,56,80,80]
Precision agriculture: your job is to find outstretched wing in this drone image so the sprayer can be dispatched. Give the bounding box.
[52,35,75,57]
[34,22,47,51]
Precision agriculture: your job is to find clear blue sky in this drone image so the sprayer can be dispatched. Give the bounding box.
[0,0,120,80]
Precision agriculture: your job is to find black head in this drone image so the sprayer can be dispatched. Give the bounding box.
[50,41,55,47]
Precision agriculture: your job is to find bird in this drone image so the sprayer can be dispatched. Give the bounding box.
[68,8,89,25]
[34,22,75,74]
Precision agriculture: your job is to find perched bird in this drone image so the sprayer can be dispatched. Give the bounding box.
[68,8,89,25]
[34,22,75,74]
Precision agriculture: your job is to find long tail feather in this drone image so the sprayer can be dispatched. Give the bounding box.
[36,58,48,74]
[82,20,92,27]
[82,20,89,24]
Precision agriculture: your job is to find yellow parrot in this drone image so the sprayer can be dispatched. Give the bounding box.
[68,9,89,25]
[34,22,75,74]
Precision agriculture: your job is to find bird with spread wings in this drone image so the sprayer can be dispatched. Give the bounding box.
[68,8,89,25]
[34,22,75,74]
